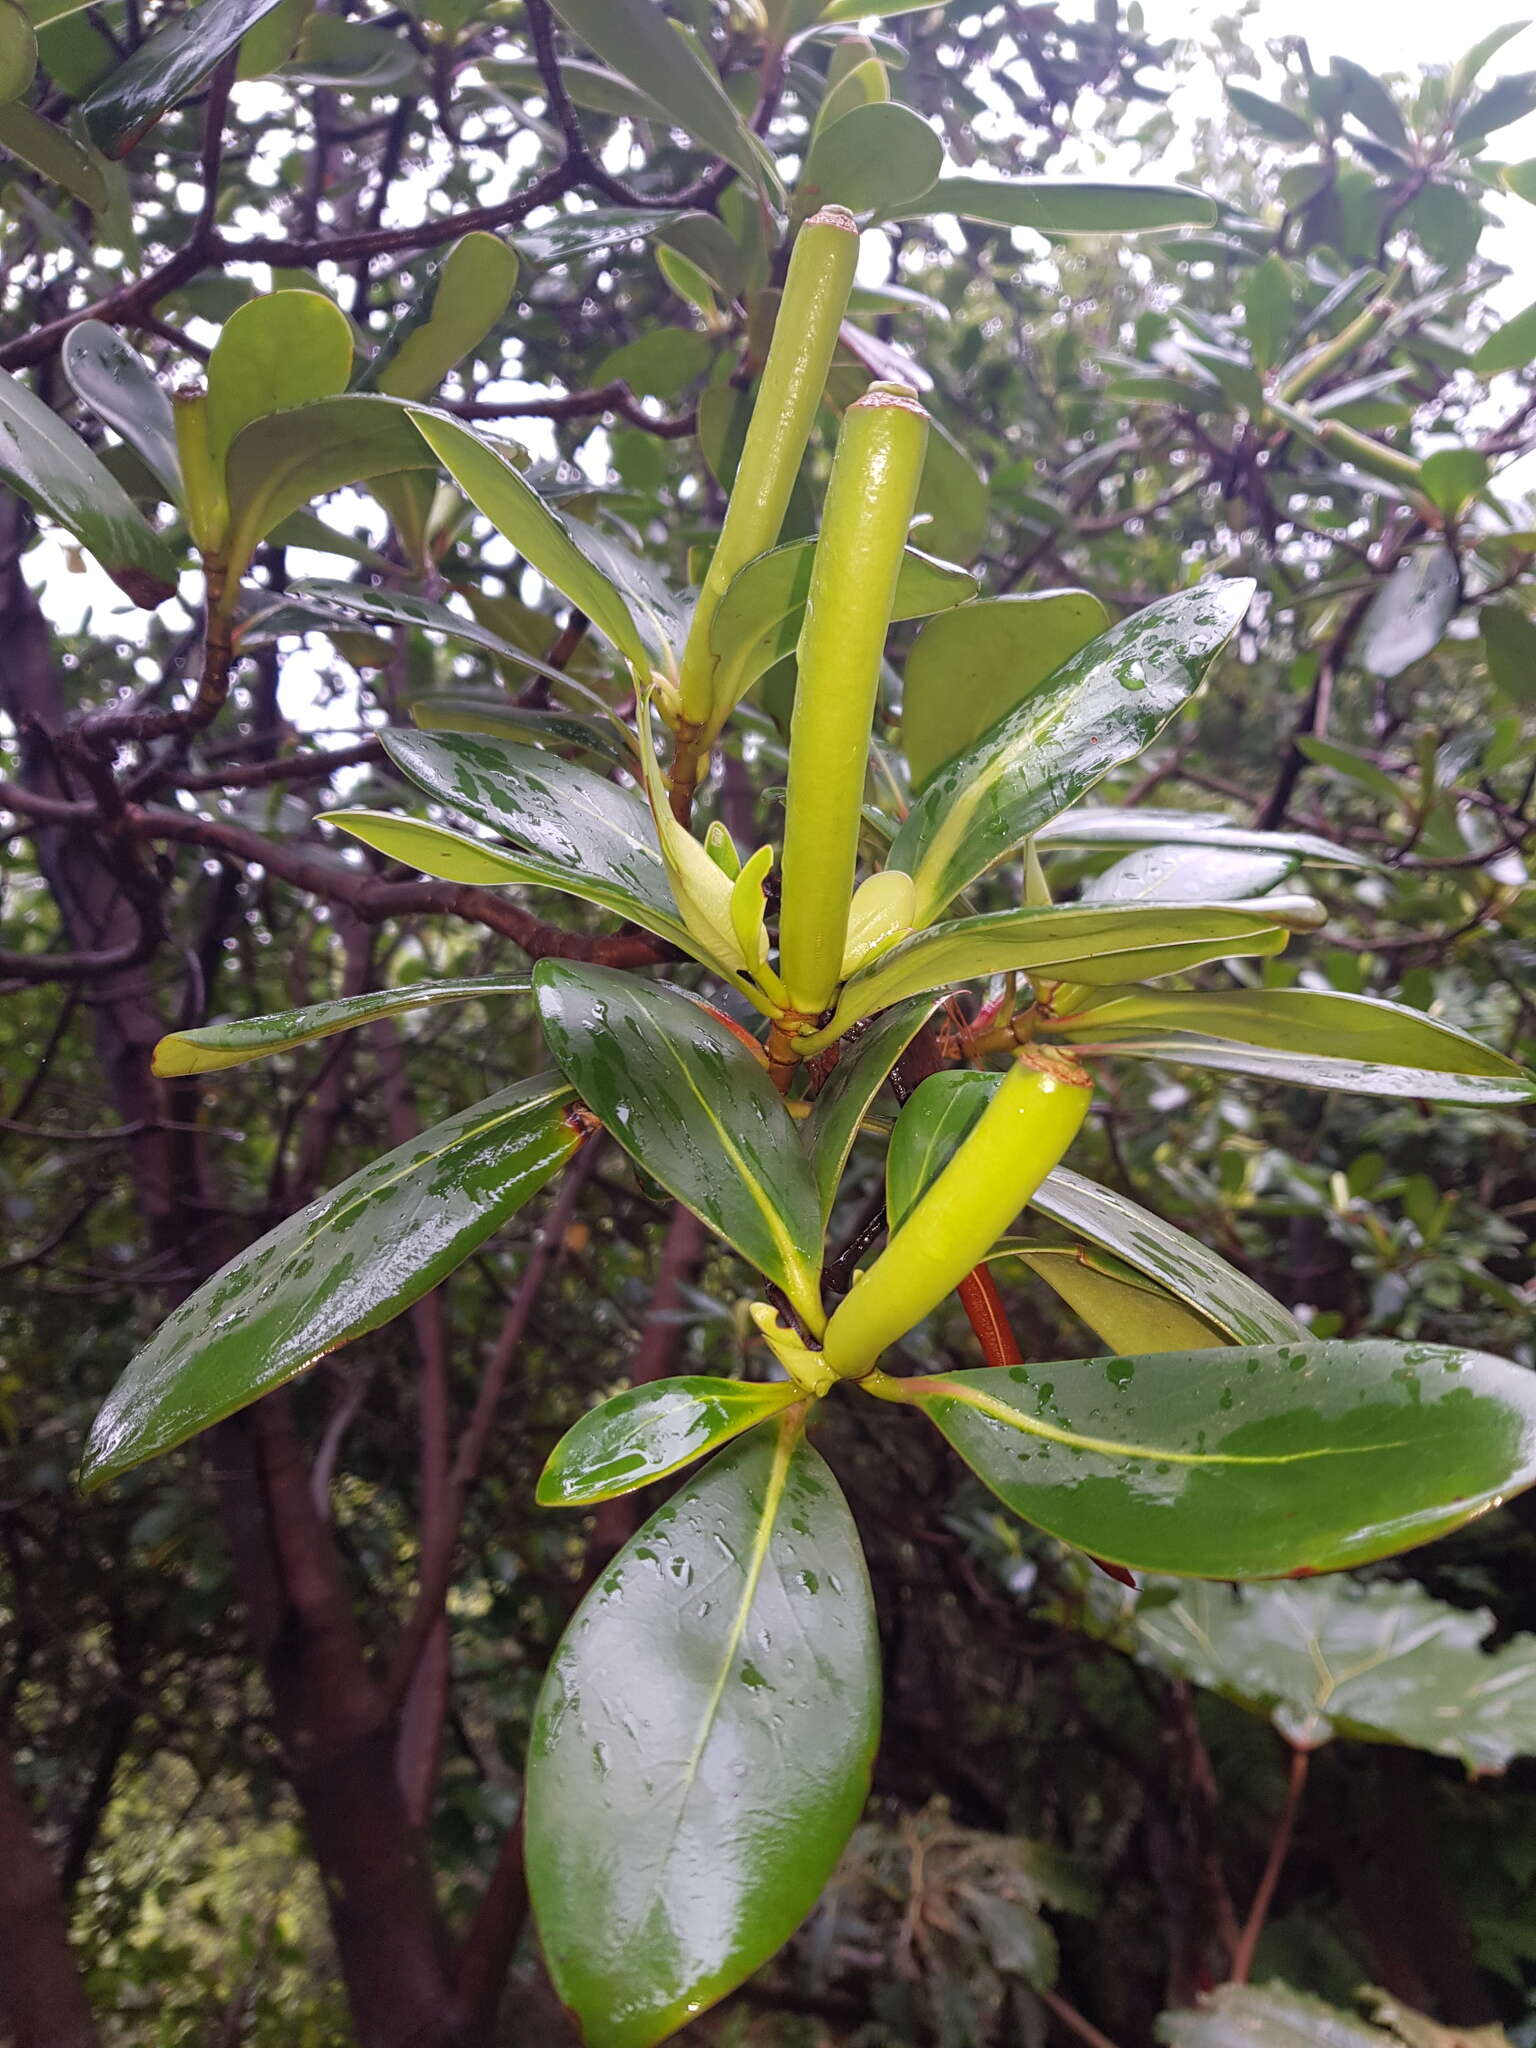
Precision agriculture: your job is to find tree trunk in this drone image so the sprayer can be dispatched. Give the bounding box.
[0,502,495,2047]
[0,1733,100,2048]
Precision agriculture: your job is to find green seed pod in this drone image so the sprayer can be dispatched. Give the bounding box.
[822,1048,1093,1380]
[677,204,860,731]
[777,382,928,1018]
[0,0,37,103]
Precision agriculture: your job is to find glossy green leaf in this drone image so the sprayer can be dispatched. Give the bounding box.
[408,409,651,672]
[81,1075,581,1487]
[222,394,437,571]
[1480,600,1536,707]
[1157,1986,1503,2048]
[0,99,108,211]
[1140,1576,1536,1771]
[207,290,354,471]
[656,211,747,298]
[595,324,712,400]
[901,591,1111,790]
[515,204,694,268]
[802,995,938,1223]
[911,174,1216,234]
[381,727,686,938]
[152,974,528,1076]
[0,365,179,605]
[410,695,629,766]
[1294,734,1404,808]
[707,539,975,731]
[367,233,519,401]
[479,55,670,127]
[797,99,941,218]
[1454,68,1536,144]
[526,1420,878,2048]
[81,0,286,153]
[1035,1166,1304,1346]
[279,16,424,91]
[1420,447,1489,515]
[1053,988,1534,1097]
[893,1337,1536,1578]
[1357,546,1459,679]
[0,0,36,95]
[816,0,955,19]
[801,899,1309,1052]
[547,0,781,202]
[289,578,599,700]
[888,580,1255,924]
[537,1376,804,1506]
[913,413,989,563]
[60,319,180,500]
[1009,1247,1225,1354]
[1080,843,1299,903]
[535,964,825,1328]
[1474,298,1536,375]
[1226,85,1314,142]
[1036,806,1370,868]
[1060,1030,1536,1107]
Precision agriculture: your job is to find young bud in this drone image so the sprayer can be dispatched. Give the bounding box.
[172,385,228,556]
[677,205,860,732]
[821,1048,1093,1380]
[777,384,928,1018]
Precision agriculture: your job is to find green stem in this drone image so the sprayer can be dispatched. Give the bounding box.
[675,204,860,736]
[777,382,929,1018]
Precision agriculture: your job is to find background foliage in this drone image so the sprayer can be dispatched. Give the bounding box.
[1,1,1534,2043]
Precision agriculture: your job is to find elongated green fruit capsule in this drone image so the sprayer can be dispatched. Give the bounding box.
[778,383,929,1018]
[677,205,860,729]
[822,1048,1093,1380]
[173,386,228,555]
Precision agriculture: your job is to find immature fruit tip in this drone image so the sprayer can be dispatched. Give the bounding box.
[806,204,859,233]
[854,380,926,414]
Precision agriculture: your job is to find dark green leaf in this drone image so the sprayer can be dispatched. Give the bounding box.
[289,578,600,700]
[1058,1030,1536,1106]
[888,580,1255,923]
[81,1075,582,1487]
[533,963,826,1329]
[913,413,989,563]
[1243,253,1294,374]
[60,320,180,500]
[410,694,629,765]
[81,0,286,153]
[0,364,179,605]
[804,899,1313,1050]
[223,394,437,572]
[1036,805,1371,868]
[1080,844,1299,903]
[516,204,693,268]
[547,0,780,201]
[152,973,528,1076]
[913,174,1216,234]
[207,289,355,471]
[797,99,942,218]
[1331,57,1409,146]
[1294,734,1404,807]
[537,1376,804,1505]
[1157,1986,1478,2048]
[1140,1576,1536,1771]
[802,995,938,1224]
[1054,987,1533,1095]
[479,55,670,126]
[897,1337,1536,1577]
[1481,601,1536,706]
[595,324,713,399]
[1473,298,1536,374]
[0,99,108,210]
[901,591,1110,791]
[279,16,424,91]
[527,1421,878,2048]
[408,409,651,671]
[381,726,686,937]
[708,539,975,731]
[1226,85,1315,142]
[1454,68,1536,144]
[1356,547,1459,678]
[367,232,519,401]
